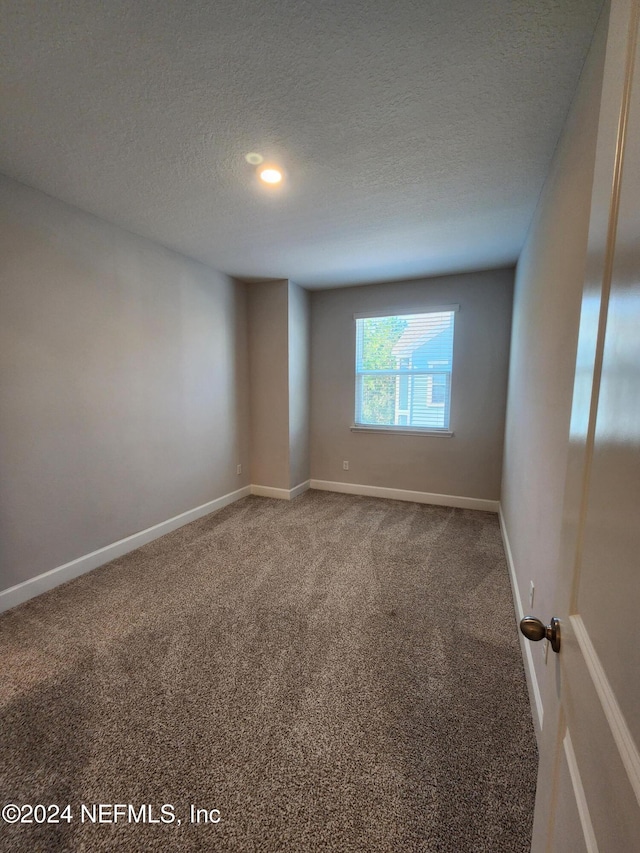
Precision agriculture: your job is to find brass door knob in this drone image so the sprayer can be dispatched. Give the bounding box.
[520,616,561,653]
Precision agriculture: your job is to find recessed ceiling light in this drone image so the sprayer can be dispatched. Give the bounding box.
[259,167,283,185]
[245,152,263,165]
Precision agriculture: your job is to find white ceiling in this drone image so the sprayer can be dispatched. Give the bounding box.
[0,0,603,289]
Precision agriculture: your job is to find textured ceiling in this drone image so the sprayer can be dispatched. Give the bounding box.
[0,0,603,288]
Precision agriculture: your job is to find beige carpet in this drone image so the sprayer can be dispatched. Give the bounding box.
[0,491,536,852]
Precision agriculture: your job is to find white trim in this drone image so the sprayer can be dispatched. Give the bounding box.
[571,614,640,807]
[563,728,599,853]
[250,481,310,501]
[353,304,460,320]
[498,505,544,735]
[289,480,311,499]
[250,485,291,500]
[351,426,454,437]
[0,485,252,613]
[309,480,499,512]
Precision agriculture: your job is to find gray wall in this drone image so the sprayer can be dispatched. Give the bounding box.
[247,280,290,490]
[0,175,250,592]
[310,269,514,499]
[247,279,311,491]
[288,281,310,488]
[500,8,607,694]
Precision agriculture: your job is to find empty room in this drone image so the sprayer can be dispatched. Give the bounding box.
[1,1,638,851]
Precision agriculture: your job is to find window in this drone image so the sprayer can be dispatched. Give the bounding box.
[354,309,455,432]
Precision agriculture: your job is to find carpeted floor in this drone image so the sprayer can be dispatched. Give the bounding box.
[0,491,537,852]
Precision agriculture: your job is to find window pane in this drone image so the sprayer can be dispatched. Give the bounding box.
[398,374,409,410]
[355,311,455,430]
[411,376,448,429]
[359,316,408,370]
[431,375,446,405]
[359,376,397,425]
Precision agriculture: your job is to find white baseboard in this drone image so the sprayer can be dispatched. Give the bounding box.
[309,479,499,513]
[250,484,291,500]
[0,485,251,613]
[498,505,544,736]
[289,480,311,499]
[251,481,310,501]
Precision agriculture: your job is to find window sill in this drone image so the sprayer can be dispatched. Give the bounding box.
[350,425,454,437]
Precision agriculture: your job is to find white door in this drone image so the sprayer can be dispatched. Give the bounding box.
[525,1,640,850]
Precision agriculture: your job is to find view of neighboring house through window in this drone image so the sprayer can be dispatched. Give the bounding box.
[354,309,456,431]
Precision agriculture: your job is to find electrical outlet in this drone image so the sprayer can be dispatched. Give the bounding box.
[529,581,535,610]
[342,460,349,471]
[236,464,242,475]
[542,639,549,665]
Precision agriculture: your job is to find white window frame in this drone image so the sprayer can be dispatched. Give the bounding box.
[352,305,458,437]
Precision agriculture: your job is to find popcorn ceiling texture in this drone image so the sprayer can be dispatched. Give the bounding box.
[0,492,536,852]
[0,0,603,287]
